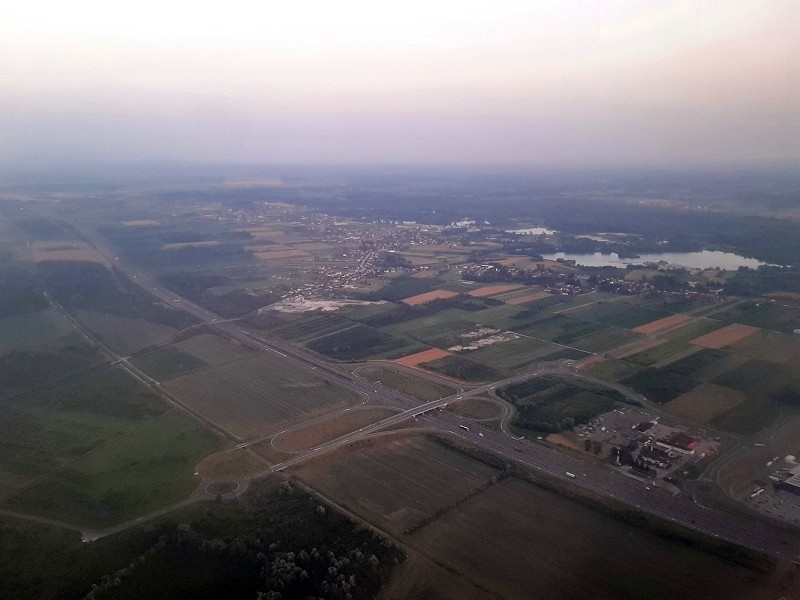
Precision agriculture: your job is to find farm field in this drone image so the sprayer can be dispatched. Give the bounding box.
[163,354,361,439]
[73,310,177,356]
[130,346,207,381]
[410,476,784,600]
[354,365,459,403]
[633,313,693,334]
[467,284,524,297]
[401,289,459,306]
[423,355,504,382]
[0,307,78,353]
[665,383,747,423]
[462,335,569,372]
[195,447,267,479]
[394,348,451,367]
[3,411,222,528]
[691,323,761,349]
[272,407,400,452]
[292,435,498,535]
[0,367,168,497]
[306,324,425,361]
[173,332,253,364]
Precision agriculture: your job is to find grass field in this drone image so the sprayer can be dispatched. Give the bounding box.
[0,367,167,496]
[163,354,361,439]
[4,411,222,528]
[173,332,253,364]
[463,336,566,372]
[74,310,177,356]
[0,308,77,353]
[306,324,423,361]
[130,346,208,380]
[423,355,505,382]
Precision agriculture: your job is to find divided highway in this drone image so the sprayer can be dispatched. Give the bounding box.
[50,219,800,560]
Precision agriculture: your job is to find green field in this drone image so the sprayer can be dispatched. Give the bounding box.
[306,324,424,360]
[498,376,623,431]
[422,355,504,382]
[0,367,170,496]
[131,346,208,380]
[0,308,77,353]
[5,411,222,527]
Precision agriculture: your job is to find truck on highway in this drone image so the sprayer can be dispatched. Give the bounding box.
[565,472,576,478]
[459,424,470,431]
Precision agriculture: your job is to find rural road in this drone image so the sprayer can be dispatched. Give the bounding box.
[30,211,800,560]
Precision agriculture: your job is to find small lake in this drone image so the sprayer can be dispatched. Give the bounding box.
[541,250,767,270]
[506,227,557,235]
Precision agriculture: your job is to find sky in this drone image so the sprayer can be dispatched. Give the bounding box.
[2,0,798,168]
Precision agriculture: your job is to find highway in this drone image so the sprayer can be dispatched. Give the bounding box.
[45,214,800,560]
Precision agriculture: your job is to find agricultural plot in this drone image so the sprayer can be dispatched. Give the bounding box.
[463,336,565,372]
[422,355,504,382]
[691,323,760,349]
[0,307,78,353]
[568,300,671,330]
[633,313,693,334]
[163,354,361,439]
[511,315,608,346]
[586,358,645,382]
[273,407,399,452]
[622,368,697,404]
[505,291,552,305]
[499,376,619,432]
[267,312,355,342]
[567,327,642,353]
[395,348,452,367]
[709,300,800,333]
[355,366,458,403]
[4,412,222,528]
[665,384,747,423]
[725,329,800,366]
[173,332,253,365]
[466,284,525,298]
[411,476,778,600]
[384,310,479,343]
[401,289,459,305]
[73,310,177,356]
[130,347,207,381]
[0,367,167,498]
[306,324,423,361]
[291,435,498,535]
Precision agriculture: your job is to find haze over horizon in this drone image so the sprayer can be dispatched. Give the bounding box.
[2,1,799,168]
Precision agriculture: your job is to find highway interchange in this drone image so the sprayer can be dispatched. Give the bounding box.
[47,217,800,560]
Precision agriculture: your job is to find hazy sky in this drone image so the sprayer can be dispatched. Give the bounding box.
[2,0,798,167]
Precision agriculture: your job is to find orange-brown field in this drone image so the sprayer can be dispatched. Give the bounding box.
[506,291,552,305]
[467,284,525,297]
[691,323,761,349]
[401,289,459,305]
[395,348,452,366]
[633,314,693,334]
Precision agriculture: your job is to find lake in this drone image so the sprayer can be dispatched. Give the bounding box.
[541,250,767,270]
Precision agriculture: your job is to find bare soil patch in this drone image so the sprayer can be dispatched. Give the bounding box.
[691,323,760,349]
[402,289,459,306]
[162,241,220,250]
[467,284,525,298]
[633,314,693,335]
[395,348,452,367]
[273,408,400,452]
